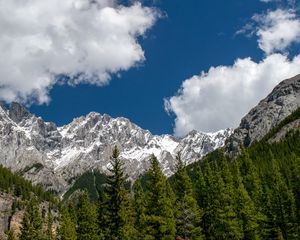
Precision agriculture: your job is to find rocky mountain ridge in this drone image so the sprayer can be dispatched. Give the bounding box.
[226,74,300,156]
[0,102,232,195]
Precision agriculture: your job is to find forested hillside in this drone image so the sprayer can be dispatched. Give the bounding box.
[0,165,56,203]
[0,164,58,239]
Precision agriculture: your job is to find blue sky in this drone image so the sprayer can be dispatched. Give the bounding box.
[1,0,300,135]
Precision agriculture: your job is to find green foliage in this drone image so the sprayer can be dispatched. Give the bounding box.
[173,153,204,240]
[76,192,101,240]
[201,160,243,239]
[0,164,56,203]
[19,198,44,240]
[103,146,129,240]
[133,179,147,239]
[232,161,263,239]
[144,154,176,240]
[0,164,57,239]
[59,207,77,240]
[189,130,300,239]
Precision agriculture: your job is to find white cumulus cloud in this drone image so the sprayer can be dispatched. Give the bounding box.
[0,0,158,104]
[165,54,300,136]
[165,8,300,136]
[254,9,300,54]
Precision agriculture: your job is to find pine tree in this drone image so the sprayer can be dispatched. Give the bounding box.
[194,165,207,210]
[239,149,263,205]
[120,192,138,240]
[287,154,300,223]
[133,179,147,239]
[67,201,77,223]
[261,185,284,239]
[104,146,128,240]
[267,157,298,239]
[76,192,100,240]
[19,197,44,240]
[202,160,242,239]
[232,161,262,239]
[59,208,77,240]
[173,153,203,240]
[144,154,176,240]
[97,190,109,238]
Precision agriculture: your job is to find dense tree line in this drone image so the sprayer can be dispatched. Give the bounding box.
[3,114,300,239]
[0,164,56,203]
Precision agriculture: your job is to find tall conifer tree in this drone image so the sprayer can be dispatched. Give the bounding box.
[173,153,203,240]
[76,192,100,240]
[233,161,262,239]
[144,154,176,240]
[267,157,298,239]
[59,207,77,240]
[133,179,147,239]
[202,160,242,239]
[19,198,43,240]
[104,146,128,240]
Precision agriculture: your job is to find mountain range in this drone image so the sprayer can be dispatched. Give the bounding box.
[0,101,232,195]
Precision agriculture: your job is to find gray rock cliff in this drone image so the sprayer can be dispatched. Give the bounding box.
[226,74,300,156]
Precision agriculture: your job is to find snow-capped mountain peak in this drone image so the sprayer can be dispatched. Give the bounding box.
[0,102,232,194]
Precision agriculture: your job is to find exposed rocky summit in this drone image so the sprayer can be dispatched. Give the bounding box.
[0,103,232,195]
[226,74,300,157]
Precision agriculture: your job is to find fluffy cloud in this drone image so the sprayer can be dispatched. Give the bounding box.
[254,9,300,54]
[165,54,300,136]
[0,0,158,104]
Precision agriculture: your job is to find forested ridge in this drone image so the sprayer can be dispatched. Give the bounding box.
[0,164,56,203]
[1,110,300,239]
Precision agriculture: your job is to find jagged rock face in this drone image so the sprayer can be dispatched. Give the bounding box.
[9,102,32,124]
[0,103,232,195]
[226,74,300,157]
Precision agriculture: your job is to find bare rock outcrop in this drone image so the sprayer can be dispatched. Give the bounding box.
[226,74,300,157]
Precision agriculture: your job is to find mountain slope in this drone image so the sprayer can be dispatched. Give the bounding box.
[0,103,231,195]
[226,74,300,157]
[0,164,57,239]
